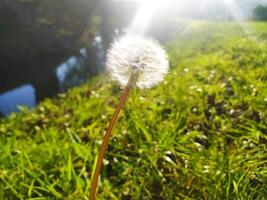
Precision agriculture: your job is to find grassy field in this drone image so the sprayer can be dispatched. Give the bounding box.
[0,21,266,199]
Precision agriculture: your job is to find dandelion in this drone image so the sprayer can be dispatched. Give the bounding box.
[106,36,169,89]
[89,36,169,199]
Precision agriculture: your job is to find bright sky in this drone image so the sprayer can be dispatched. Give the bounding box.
[113,0,267,37]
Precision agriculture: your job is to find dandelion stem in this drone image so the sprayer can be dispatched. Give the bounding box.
[89,73,136,200]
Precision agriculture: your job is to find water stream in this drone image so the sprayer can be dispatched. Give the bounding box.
[0,35,105,116]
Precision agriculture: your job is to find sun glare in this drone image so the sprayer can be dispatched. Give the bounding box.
[120,0,250,36]
[127,0,166,35]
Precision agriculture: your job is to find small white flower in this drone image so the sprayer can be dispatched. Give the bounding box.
[106,36,169,89]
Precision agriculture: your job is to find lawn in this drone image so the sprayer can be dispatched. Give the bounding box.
[0,21,266,199]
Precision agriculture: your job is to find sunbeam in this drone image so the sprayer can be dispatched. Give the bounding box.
[223,0,246,21]
[127,0,167,35]
[222,0,253,38]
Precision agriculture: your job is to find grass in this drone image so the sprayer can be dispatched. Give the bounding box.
[0,21,267,199]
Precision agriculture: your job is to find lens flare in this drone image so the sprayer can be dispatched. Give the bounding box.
[223,0,245,21]
[128,0,165,35]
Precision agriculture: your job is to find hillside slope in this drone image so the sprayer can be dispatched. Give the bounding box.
[0,21,266,199]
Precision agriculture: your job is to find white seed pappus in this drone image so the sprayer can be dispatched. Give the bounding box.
[106,36,169,89]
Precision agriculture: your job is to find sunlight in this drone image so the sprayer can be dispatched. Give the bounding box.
[222,0,251,36]
[223,0,245,21]
[125,0,248,36]
[127,0,168,35]
[115,0,252,36]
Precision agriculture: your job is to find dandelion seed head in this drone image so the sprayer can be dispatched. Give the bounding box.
[106,36,169,89]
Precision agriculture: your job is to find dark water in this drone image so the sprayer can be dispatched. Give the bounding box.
[0,36,105,116]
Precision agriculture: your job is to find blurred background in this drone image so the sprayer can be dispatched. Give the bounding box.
[0,0,267,116]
